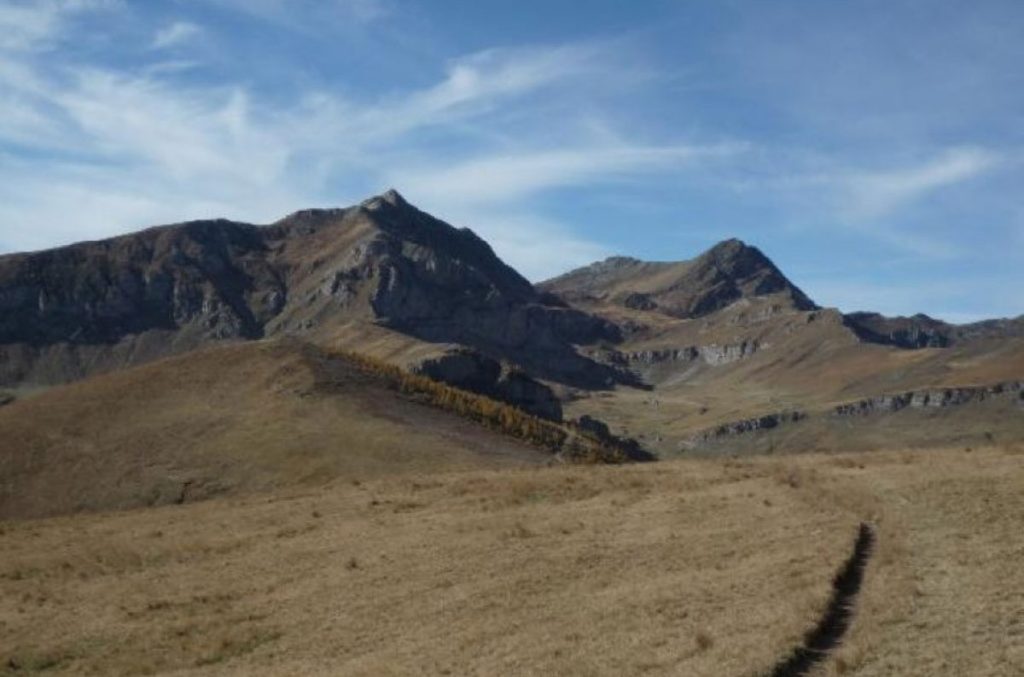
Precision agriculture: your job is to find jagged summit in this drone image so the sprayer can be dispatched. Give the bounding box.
[360,187,410,211]
[538,238,817,319]
[276,189,410,227]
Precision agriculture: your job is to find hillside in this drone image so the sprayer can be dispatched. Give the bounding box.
[0,340,565,519]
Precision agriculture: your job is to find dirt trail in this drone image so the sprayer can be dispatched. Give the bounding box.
[763,522,876,677]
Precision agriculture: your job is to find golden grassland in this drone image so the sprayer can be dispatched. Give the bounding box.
[0,339,636,520]
[0,341,553,519]
[3,444,1023,676]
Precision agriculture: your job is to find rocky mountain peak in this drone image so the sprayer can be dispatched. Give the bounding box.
[539,238,817,319]
[696,238,770,273]
[360,187,410,212]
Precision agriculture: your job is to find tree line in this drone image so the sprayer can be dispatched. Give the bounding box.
[329,349,628,463]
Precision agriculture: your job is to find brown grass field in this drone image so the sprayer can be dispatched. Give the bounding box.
[3,444,1023,675]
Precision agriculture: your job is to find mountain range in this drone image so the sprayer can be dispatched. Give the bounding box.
[2,190,1022,516]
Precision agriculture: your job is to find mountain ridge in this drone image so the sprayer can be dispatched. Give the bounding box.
[1,190,1021,449]
[538,238,818,320]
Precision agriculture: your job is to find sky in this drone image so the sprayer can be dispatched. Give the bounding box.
[0,0,1021,322]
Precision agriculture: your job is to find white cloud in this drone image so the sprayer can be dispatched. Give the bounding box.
[841,147,999,219]
[152,21,201,49]
[280,43,621,154]
[389,145,738,207]
[0,0,117,51]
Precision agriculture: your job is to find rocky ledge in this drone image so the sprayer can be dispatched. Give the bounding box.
[609,340,761,367]
[683,380,1024,450]
[832,381,1024,416]
[685,410,807,447]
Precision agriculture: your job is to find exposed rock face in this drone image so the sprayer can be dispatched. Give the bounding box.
[415,350,562,421]
[684,381,1023,449]
[0,190,629,401]
[273,191,626,389]
[622,292,657,311]
[686,410,807,447]
[832,381,1024,416]
[573,415,655,461]
[842,313,950,349]
[610,340,761,367]
[843,312,1024,349]
[0,220,283,349]
[539,239,818,319]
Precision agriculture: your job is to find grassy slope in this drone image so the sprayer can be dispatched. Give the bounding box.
[0,340,550,519]
[2,445,1022,675]
[565,306,1024,455]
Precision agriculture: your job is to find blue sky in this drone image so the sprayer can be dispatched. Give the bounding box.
[0,0,1021,321]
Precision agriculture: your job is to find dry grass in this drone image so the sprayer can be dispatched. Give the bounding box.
[0,340,551,519]
[3,445,1022,675]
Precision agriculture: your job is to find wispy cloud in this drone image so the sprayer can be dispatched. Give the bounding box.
[282,43,628,152]
[152,21,201,49]
[0,17,706,278]
[391,146,731,206]
[840,147,1000,220]
[0,0,117,51]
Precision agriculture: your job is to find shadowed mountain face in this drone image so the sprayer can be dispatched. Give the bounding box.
[843,311,1024,349]
[0,190,625,402]
[538,238,818,319]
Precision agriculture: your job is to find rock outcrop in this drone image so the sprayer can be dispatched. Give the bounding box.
[832,381,1024,416]
[686,410,807,447]
[415,349,563,421]
[684,381,1023,450]
[609,340,761,367]
[573,415,655,461]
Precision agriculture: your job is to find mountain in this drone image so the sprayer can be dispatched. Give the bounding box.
[538,239,817,319]
[0,190,627,418]
[538,242,1024,457]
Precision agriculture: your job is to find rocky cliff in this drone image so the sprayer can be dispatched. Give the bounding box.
[683,381,1024,449]
[831,381,1024,416]
[606,340,762,367]
[0,190,629,407]
[843,312,1024,349]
